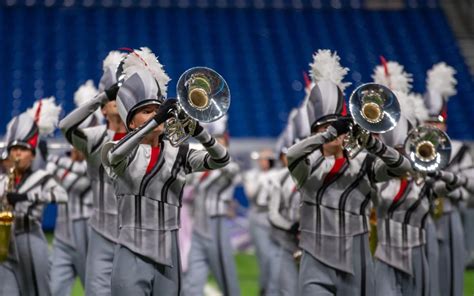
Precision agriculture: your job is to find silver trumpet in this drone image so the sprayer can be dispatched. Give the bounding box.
[344,83,401,158]
[404,125,451,218]
[404,125,451,173]
[165,67,231,147]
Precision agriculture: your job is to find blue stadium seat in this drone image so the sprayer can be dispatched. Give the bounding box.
[0,3,472,139]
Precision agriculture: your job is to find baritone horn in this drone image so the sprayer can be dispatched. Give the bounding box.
[344,83,401,158]
[0,158,19,262]
[165,67,231,147]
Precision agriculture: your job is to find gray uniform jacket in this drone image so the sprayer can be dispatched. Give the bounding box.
[243,168,279,226]
[375,171,462,276]
[59,94,120,242]
[46,155,93,249]
[375,179,430,275]
[102,118,230,267]
[268,168,301,253]
[442,140,474,212]
[286,126,412,274]
[191,162,240,238]
[0,169,67,261]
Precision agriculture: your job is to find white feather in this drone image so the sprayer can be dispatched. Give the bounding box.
[372,61,413,93]
[394,90,412,122]
[309,49,351,93]
[426,62,457,99]
[26,97,62,135]
[395,91,428,125]
[74,80,104,125]
[407,92,428,124]
[103,51,125,72]
[122,47,171,97]
[74,80,98,107]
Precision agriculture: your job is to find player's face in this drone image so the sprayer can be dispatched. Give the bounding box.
[317,123,346,152]
[102,100,119,118]
[325,135,345,150]
[9,146,34,172]
[129,104,164,134]
[70,148,85,162]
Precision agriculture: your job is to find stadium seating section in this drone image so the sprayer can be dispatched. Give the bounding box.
[0,0,472,139]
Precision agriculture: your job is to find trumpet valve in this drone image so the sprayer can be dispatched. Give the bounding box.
[416,140,436,162]
[361,102,383,124]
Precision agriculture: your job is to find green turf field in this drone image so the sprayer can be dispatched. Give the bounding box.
[44,233,474,295]
[68,254,474,296]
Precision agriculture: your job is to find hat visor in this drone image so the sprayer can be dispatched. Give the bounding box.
[311,114,342,132]
[8,140,34,152]
[126,99,162,130]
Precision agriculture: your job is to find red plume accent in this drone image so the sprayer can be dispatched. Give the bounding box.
[119,47,148,66]
[380,56,389,77]
[303,71,312,89]
[341,100,347,116]
[441,104,448,122]
[27,131,39,149]
[119,47,134,53]
[34,99,42,123]
[379,56,392,89]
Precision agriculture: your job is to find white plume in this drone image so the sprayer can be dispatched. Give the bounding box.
[103,51,125,72]
[394,90,412,122]
[74,80,98,107]
[309,49,351,93]
[426,62,457,99]
[407,92,428,124]
[395,91,428,125]
[26,97,62,135]
[122,47,171,97]
[74,80,104,125]
[372,61,413,93]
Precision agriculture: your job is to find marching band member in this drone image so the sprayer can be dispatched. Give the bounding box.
[267,116,301,296]
[100,48,230,295]
[423,62,474,296]
[184,117,241,296]
[242,147,279,296]
[0,99,67,296]
[288,50,412,295]
[59,51,126,296]
[47,146,92,295]
[372,90,443,295]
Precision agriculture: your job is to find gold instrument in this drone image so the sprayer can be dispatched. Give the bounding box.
[432,197,444,220]
[0,158,18,262]
[165,67,231,147]
[369,208,378,255]
[344,83,401,158]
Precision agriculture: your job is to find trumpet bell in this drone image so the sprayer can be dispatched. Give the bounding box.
[404,125,451,172]
[349,83,400,134]
[177,67,230,123]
